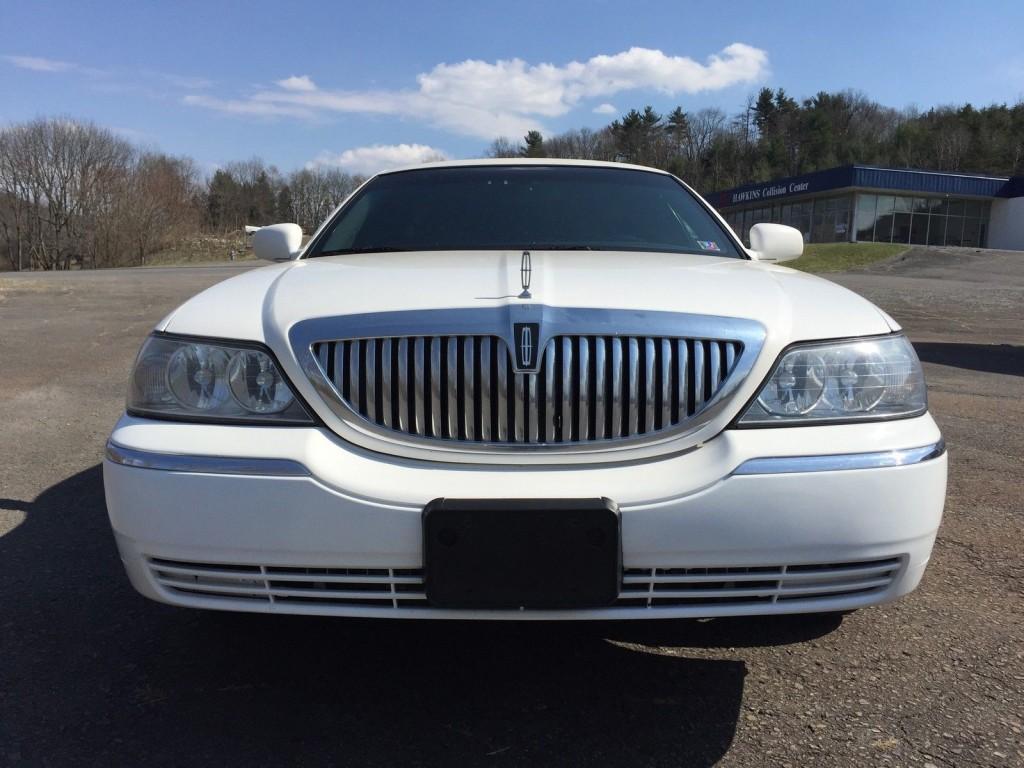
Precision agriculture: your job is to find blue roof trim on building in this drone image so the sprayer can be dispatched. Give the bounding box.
[999,176,1024,198]
[713,165,1022,207]
[852,166,1009,198]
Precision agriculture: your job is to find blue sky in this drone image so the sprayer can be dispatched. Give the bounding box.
[3,0,1023,175]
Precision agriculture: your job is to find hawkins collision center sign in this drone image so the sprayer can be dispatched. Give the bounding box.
[713,166,857,209]
[729,180,811,204]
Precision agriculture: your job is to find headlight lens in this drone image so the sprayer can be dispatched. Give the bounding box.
[128,335,314,424]
[738,334,926,425]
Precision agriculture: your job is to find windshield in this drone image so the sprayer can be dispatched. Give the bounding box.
[308,165,742,258]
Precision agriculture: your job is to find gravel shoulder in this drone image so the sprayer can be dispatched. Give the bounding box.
[0,250,1021,767]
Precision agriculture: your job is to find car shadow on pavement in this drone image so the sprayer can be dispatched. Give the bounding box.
[914,341,1024,377]
[0,465,839,767]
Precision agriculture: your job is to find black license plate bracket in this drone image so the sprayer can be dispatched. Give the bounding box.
[423,498,621,609]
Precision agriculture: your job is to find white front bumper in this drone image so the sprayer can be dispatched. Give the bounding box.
[104,414,947,619]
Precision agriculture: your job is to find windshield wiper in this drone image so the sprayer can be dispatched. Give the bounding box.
[316,244,605,255]
[316,247,411,256]
[526,244,601,251]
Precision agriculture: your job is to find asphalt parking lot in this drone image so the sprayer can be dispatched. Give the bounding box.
[1,248,1021,767]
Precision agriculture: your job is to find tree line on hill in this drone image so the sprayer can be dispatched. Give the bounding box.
[2,89,1022,270]
[0,118,362,270]
[489,89,1024,194]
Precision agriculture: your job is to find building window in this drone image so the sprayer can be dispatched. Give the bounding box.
[719,191,990,248]
[855,194,877,241]
[851,193,989,248]
[809,195,853,243]
[945,216,964,246]
[963,217,981,248]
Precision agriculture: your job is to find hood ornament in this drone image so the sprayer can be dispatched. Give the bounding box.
[473,250,535,301]
[519,250,532,299]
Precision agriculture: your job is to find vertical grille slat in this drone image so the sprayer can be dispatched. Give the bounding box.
[319,333,742,446]
[677,339,689,417]
[479,338,492,442]
[543,340,557,443]
[627,338,640,438]
[561,337,573,442]
[578,336,590,442]
[316,343,329,376]
[397,338,410,432]
[527,369,539,443]
[513,373,526,443]
[643,337,656,434]
[413,338,426,435]
[349,340,361,414]
[381,340,393,428]
[365,339,377,423]
[446,337,458,439]
[710,341,722,389]
[594,338,607,440]
[611,337,624,438]
[496,341,509,441]
[693,340,706,411]
[429,337,442,438]
[463,337,476,441]
[660,339,672,430]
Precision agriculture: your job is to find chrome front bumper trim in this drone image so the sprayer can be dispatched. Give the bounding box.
[105,441,310,477]
[732,440,945,476]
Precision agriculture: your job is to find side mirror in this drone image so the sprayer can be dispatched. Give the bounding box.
[252,223,303,261]
[748,223,804,263]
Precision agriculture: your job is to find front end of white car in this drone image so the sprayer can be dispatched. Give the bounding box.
[103,161,947,620]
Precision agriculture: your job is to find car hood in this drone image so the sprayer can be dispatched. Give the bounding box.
[161,250,896,346]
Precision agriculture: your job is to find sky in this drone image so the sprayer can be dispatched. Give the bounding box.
[2,0,1023,176]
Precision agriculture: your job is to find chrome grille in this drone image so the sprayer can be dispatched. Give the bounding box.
[313,335,743,444]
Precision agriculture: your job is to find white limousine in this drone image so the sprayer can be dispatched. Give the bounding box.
[104,160,947,620]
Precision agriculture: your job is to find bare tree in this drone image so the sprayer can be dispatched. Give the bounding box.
[0,127,33,270]
[119,153,201,265]
[284,167,360,232]
[485,137,522,158]
[0,118,134,269]
[543,127,616,161]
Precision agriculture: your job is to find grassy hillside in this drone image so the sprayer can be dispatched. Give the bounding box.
[142,235,254,266]
[786,242,909,273]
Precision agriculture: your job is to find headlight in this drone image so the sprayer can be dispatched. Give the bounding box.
[737,334,926,426]
[128,334,314,424]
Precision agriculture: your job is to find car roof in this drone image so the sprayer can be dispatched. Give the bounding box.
[376,157,672,177]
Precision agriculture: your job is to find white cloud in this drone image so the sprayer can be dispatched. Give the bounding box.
[4,54,75,72]
[186,44,768,139]
[160,73,214,90]
[593,102,618,115]
[276,75,316,92]
[182,93,315,119]
[310,143,448,175]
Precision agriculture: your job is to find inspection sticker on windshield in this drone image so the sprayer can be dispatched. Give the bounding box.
[697,240,721,252]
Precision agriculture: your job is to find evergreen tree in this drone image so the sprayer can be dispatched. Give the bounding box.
[522,130,545,157]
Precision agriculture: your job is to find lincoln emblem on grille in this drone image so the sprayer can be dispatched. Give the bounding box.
[519,250,532,299]
[520,326,534,366]
[512,322,540,371]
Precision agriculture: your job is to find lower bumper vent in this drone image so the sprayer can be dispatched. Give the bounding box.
[148,558,427,608]
[618,558,902,608]
[148,556,901,612]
